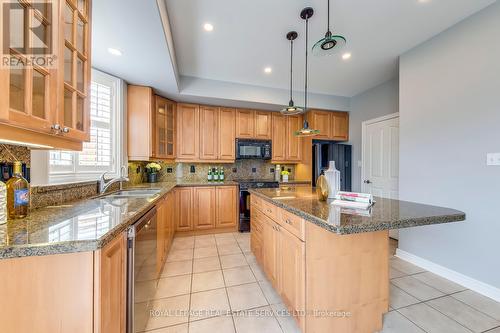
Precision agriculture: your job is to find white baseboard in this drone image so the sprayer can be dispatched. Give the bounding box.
[396,249,500,302]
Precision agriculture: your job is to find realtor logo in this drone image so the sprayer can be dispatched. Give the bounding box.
[2,0,56,68]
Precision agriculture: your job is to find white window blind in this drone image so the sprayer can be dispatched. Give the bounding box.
[47,69,124,182]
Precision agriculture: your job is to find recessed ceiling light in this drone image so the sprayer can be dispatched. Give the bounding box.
[108,47,122,56]
[204,23,214,32]
[264,67,272,74]
[342,52,352,60]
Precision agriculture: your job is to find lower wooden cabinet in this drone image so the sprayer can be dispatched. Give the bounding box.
[194,187,216,230]
[157,192,175,272]
[216,186,238,228]
[175,186,238,233]
[251,199,305,331]
[175,187,194,231]
[95,232,127,333]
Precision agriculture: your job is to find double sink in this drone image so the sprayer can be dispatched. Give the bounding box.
[102,189,162,198]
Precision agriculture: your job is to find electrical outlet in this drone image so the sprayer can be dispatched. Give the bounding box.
[136,166,141,174]
[166,167,173,173]
[287,168,291,173]
[487,153,500,166]
[232,168,237,173]
[252,167,257,173]
[190,165,196,173]
[270,168,275,173]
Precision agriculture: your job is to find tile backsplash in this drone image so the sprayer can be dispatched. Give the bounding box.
[128,160,295,185]
[0,144,31,182]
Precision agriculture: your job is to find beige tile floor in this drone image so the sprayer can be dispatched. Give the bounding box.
[137,233,500,333]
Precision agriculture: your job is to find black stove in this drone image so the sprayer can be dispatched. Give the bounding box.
[234,179,279,232]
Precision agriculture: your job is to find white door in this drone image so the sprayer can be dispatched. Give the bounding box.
[362,114,399,239]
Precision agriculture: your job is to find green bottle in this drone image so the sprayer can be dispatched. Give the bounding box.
[219,167,225,182]
[207,168,213,182]
[213,167,219,181]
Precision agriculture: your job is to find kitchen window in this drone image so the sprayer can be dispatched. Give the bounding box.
[31,69,127,184]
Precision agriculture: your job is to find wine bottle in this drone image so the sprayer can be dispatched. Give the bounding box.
[213,167,219,181]
[207,168,213,182]
[6,161,29,219]
[219,167,225,182]
[0,180,6,224]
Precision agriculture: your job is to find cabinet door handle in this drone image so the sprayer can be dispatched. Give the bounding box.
[266,209,272,213]
[62,127,70,133]
[285,219,291,224]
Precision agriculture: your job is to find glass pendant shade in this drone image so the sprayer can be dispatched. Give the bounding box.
[312,32,346,56]
[294,120,320,137]
[280,101,303,115]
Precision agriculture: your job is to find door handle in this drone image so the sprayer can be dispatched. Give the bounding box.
[364,180,372,184]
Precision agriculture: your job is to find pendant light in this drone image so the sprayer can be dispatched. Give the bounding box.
[295,7,320,137]
[312,0,346,56]
[280,31,303,115]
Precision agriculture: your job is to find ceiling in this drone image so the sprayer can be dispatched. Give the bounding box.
[92,0,496,108]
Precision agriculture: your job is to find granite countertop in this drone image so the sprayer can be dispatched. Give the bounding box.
[0,181,238,259]
[249,186,466,235]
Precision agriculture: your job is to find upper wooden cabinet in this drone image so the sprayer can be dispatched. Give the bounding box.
[155,96,176,159]
[308,110,349,141]
[272,113,302,163]
[177,104,235,162]
[235,109,272,140]
[0,0,92,149]
[235,109,255,138]
[272,113,287,161]
[255,111,272,139]
[128,85,177,160]
[176,103,200,161]
[218,108,236,161]
[199,106,219,160]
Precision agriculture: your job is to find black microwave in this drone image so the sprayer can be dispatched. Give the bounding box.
[236,139,272,160]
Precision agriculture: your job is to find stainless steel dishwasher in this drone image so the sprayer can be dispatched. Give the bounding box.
[126,207,158,333]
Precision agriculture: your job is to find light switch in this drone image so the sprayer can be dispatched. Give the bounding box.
[486,153,500,166]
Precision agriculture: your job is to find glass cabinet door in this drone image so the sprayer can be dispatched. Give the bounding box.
[154,96,176,159]
[58,0,90,141]
[3,1,55,133]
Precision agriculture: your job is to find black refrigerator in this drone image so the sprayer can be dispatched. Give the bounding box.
[312,141,352,191]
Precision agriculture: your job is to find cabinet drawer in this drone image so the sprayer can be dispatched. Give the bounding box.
[261,200,278,221]
[251,207,264,236]
[251,195,264,211]
[279,209,305,241]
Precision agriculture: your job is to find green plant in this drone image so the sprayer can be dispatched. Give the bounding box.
[281,170,290,176]
[145,162,161,173]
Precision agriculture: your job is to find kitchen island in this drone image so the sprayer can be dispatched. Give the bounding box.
[249,186,465,333]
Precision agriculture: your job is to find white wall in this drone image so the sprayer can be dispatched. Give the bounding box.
[348,79,399,192]
[399,2,500,290]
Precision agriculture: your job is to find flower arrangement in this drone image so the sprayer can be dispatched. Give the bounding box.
[145,162,161,174]
[280,169,290,182]
[280,170,290,176]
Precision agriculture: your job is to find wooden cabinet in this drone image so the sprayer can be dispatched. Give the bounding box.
[96,232,127,333]
[331,111,349,141]
[255,111,272,139]
[272,113,286,161]
[272,113,302,163]
[58,0,91,142]
[128,86,177,160]
[286,115,302,161]
[177,103,200,161]
[262,216,280,288]
[279,227,305,329]
[154,96,176,159]
[235,109,255,138]
[218,107,236,161]
[157,192,175,272]
[175,187,194,231]
[0,0,92,149]
[309,110,349,141]
[216,186,238,228]
[193,187,216,230]
[199,106,219,160]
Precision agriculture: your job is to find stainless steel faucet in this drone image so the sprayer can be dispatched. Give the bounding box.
[99,166,130,194]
